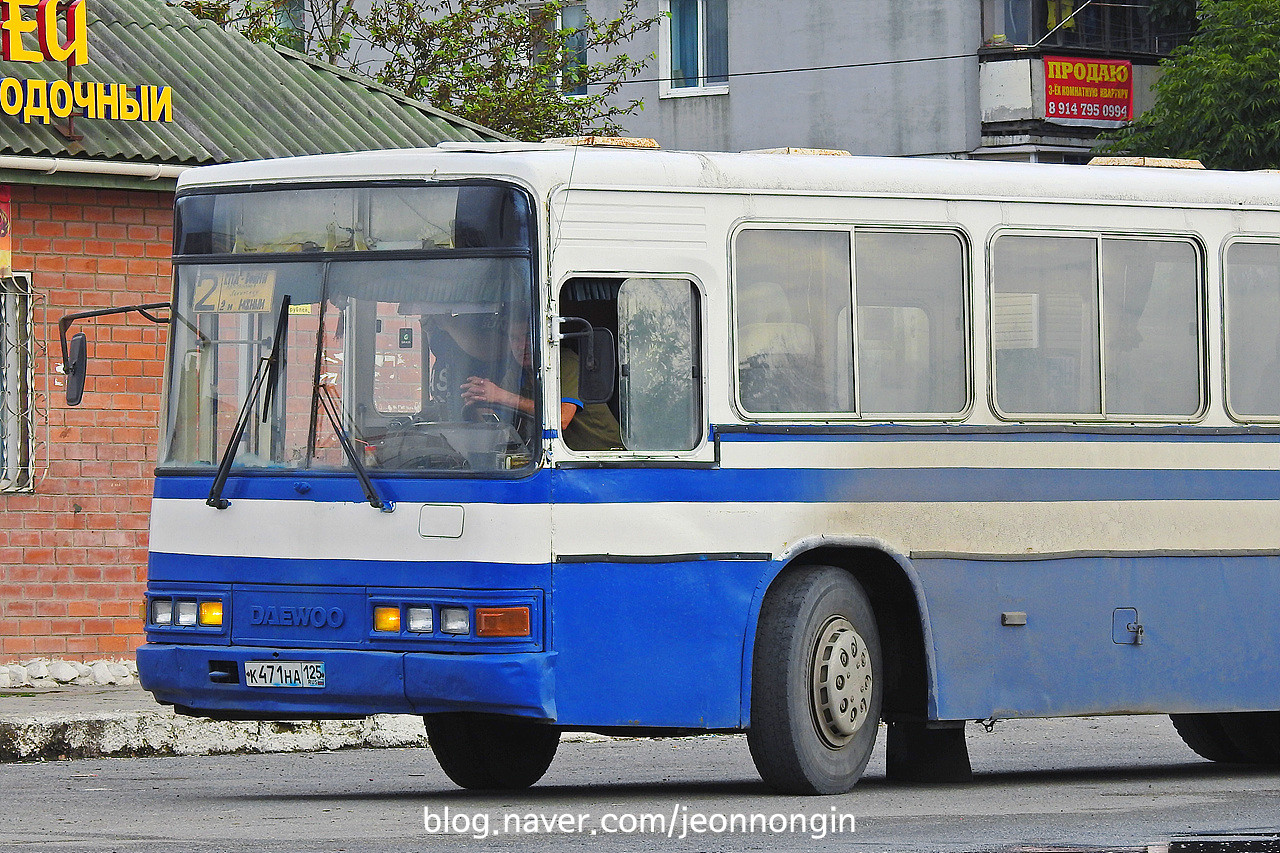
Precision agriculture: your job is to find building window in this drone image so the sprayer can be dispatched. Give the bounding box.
[662,0,728,93]
[559,3,588,96]
[537,3,589,96]
[982,0,1194,53]
[277,0,305,51]
[1,273,34,493]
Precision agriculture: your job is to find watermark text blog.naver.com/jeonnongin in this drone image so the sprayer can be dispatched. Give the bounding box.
[423,805,857,840]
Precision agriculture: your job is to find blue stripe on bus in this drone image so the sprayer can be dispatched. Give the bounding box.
[155,465,1280,505]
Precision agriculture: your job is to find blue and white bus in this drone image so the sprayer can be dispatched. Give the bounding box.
[66,143,1280,794]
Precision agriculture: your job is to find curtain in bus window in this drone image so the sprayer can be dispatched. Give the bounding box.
[1225,242,1280,418]
[1100,239,1200,417]
[734,230,853,414]
[992,235,1100,415]
[854,231,966,416]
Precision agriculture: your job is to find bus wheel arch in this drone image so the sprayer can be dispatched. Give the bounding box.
[744,546,934,794]
[747,544,932,726]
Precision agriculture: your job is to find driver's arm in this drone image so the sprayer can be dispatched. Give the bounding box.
[459,376,578,425]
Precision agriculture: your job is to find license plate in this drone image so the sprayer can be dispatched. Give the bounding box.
[244,661,325,688]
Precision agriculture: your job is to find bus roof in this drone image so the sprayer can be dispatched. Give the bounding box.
[176,143,1280,210]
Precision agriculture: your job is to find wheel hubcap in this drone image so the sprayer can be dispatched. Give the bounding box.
[810,616,873,747]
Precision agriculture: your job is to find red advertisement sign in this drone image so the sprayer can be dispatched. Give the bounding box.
[1044,56,1133,126]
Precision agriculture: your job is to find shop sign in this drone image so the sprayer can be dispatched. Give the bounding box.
[0,0,172,124]
[1044,56,1132,127]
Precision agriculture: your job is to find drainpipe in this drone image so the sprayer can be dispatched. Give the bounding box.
[0,155,187,180]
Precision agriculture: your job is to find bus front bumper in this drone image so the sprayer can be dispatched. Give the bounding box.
[136,644,557,721]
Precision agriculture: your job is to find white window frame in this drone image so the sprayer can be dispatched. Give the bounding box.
[1,272,35,493]
[658,0,729,98]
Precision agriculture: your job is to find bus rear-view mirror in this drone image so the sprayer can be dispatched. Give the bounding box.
[578,328,616,405]
[65,332,87,407]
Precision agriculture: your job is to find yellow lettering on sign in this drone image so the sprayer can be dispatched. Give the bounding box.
[2,75,175,122]
[1,0,87,65]
[1,0,40,62]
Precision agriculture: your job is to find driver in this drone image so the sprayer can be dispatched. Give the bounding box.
[461,325,621,451]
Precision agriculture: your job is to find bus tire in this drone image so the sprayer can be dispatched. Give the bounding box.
[1215,712,1280,764]
[424,713,559,790]
[1170,713,1248,763]
[747,565,883,795]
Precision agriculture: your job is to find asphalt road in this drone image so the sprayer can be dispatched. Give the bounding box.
[3,715,1280,852]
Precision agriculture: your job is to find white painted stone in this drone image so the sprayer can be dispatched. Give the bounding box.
[107,662,130,679]
[47,662,79,683]
[0,670,10,688]
[90,661,116,685]
[72,663,91,677]
[24,661,47,680]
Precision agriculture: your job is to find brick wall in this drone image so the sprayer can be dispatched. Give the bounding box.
[0,182,174,661]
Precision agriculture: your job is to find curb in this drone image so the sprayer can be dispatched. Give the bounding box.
[0,709,431,762]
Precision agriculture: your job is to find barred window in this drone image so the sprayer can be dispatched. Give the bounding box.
[1,273,34,493]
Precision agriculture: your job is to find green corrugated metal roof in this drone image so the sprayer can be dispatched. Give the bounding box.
[0,0,505,166]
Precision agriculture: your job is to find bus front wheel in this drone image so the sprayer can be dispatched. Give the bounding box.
[748,565,883,795]
[424,713,559,790]
[1172,712,1280,764]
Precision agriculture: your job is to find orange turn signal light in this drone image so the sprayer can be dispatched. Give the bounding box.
[198,600,223,627]
[475,606,531,638]
[373,606,401,633]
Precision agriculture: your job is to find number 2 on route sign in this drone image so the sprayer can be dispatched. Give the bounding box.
[192,270,277,313]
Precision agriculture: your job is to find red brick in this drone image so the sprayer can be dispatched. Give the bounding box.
[68,600,100,618]
[30,635,69,655]
[1,636,36,655]
[97,634,136,654]
[64,635,99,654]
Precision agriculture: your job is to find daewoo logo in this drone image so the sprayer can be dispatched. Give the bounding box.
[249,606,346,629]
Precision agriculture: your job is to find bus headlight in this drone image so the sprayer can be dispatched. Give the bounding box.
[175,600,198,626]
[150,598,173,625]
[406,607,433,633]
[440,607,470,635]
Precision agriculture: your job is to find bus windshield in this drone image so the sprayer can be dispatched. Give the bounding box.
[160,183,538,475]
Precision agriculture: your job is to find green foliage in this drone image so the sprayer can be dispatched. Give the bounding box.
[1098,0,1280,170]
[365,0,658,140]
[180,0,358,65]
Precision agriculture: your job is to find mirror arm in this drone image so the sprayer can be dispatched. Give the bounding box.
[58,302,172,374]
[556,316,597,368]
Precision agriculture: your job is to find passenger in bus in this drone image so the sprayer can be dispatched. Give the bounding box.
[460,326,622,451]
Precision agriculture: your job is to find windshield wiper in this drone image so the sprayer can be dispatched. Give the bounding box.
[316,383,393,513]
[206,297,291,510]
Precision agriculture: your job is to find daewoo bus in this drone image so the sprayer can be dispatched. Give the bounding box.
[63,143,1280,794]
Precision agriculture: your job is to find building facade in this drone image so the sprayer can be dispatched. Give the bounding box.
[581,0,1188,162]
[0,0,501,663]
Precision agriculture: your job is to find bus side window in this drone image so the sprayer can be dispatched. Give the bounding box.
[618,278,702,451]
[734,229,853,414]
[1225,241,1280,420]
